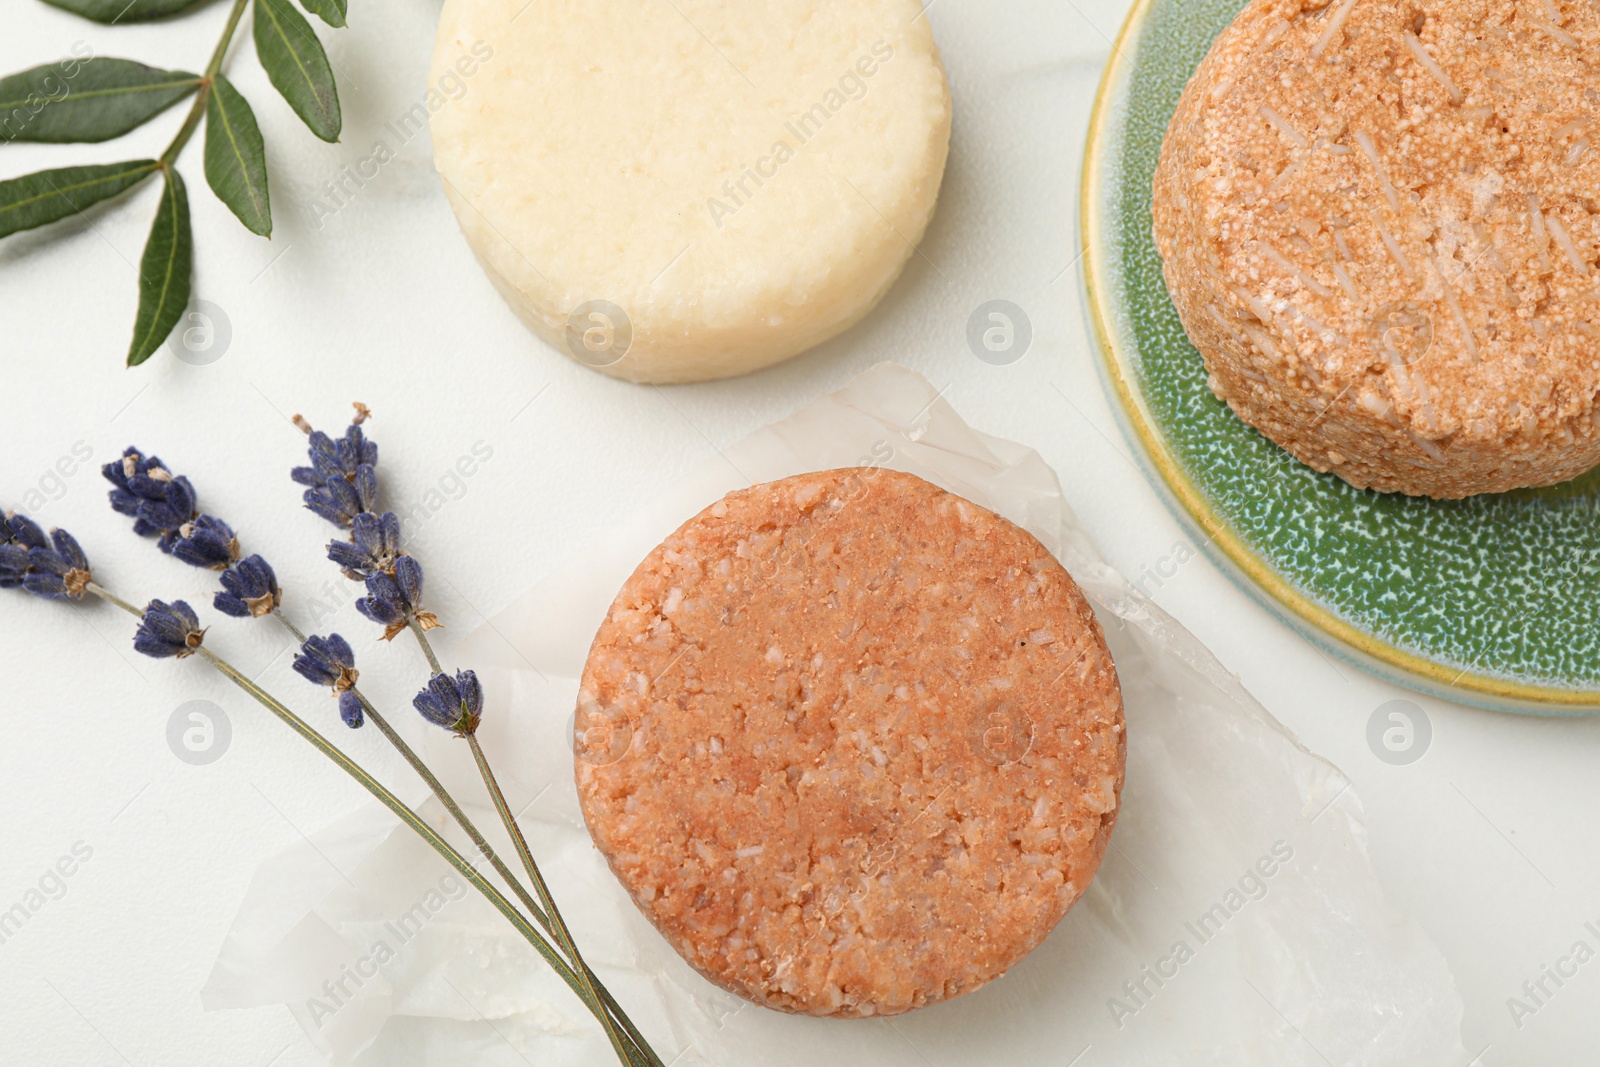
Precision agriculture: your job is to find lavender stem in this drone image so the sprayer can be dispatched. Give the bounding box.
[85,583,649,1066]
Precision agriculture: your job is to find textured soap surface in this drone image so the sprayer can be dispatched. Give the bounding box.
[1089,0,1600,703]
[1154,0,1600,499]
[430,0,952,383]
[575,469,1126,1016]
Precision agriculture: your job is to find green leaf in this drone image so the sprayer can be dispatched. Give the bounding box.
[38,0,213,24]
[253,0,341,142]
[204,75,271,236]
[0,159,159,239]
[0,58,200,144]
[128,167,192,367]
[297,0,345,29]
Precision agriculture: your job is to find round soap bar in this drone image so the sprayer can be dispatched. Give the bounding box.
[574,469,1126,1017]
[1153,0,1600,498]
[430,0,952,384]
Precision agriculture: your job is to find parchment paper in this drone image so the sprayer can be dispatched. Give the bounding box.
[203,363,1466,1066]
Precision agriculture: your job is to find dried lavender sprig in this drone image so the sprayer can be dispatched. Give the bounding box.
[463,723,648,1059]
[404,627,637,1065]
[46,580,654,1067]
[103,448,280,620]
[99,475,493,917]
[283,411,656,1066]
[281,631,657,1067]
[294,407,438,641]
[10,506,655,1067]
[292,408,641,1067]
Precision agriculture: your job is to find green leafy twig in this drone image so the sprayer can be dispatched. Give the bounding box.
[1,0,347,365]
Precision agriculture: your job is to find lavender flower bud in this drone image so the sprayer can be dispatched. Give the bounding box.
[341,413,377,462]
[357,571,409,616]
[354,572,408,636]
[339,690,365,729]
[354,465,378,510]
[0,544,25,589]
[306,421,379,480]
[168,515,241,570]
[48,528,89,572]
[141,478,196,537]
[133,599,204,658]
[292,633,356,686]
[105,450,285,623]
[412,670,482,735]
[27,529,92,599]
[102,448,199,547]
[0,515,32,589]
[303,472,370,528]
[1,514,92,599]
[291,431,342,485]
[214,555,281,618]
[295,410,380,528]
[328,511,402,577]
[293,634,362,728]
[393,555,423,607]
[311,434,349,483]
[5,513,48,549]
[326,541,368,576]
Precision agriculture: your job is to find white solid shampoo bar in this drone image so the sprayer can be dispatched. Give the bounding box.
[430,0,952,384]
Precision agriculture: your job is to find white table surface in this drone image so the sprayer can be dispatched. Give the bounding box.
[3,1,1597,1063]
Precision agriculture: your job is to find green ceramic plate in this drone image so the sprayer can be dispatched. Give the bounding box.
[1081,0,1600,715]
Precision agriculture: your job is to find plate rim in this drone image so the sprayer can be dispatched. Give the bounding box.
[1078,0,1600,714]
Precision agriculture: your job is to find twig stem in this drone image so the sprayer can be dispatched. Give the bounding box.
[85,584,644,1064]
[468,734,639,1066]
[160,0,250,167]
[269,610,659,1065]
[407,615,444,672]
[405,613,659,1066]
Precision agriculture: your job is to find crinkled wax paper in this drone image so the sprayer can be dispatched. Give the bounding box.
[203,363,1466,1066]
